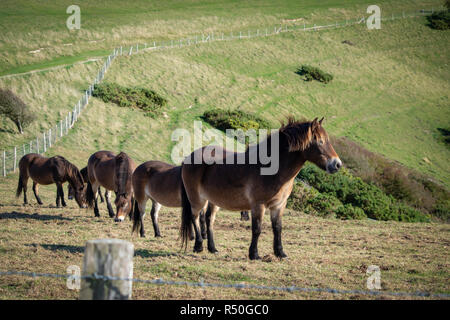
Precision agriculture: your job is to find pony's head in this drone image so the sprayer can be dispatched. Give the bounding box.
[68,167,87,201]
[114,152,134,222]
[280,117,342,173]
[67,163,87,208]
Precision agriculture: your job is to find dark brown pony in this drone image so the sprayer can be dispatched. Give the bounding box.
[68,166,106,203]
[131,161,249,238]
[180,118,342,259]
[85,151,136,222]
[16,153,85,208]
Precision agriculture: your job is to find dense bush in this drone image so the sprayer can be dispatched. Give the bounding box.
[92,83,167,118]
[331,136,449,221]
[296,65,333,84]
[202,109,271,144]
[427,10,450,30]
[297,165,430,222]
[336,204,367,220]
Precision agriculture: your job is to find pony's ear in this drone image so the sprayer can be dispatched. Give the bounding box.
[319,117,324,125]
[311,117,319,132]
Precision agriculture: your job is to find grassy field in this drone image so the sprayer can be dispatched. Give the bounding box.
[0,0,449,299]
[0,184,448,300]
[0,0,443,76]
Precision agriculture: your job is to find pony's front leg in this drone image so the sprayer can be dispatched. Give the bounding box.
[205,204,219,253]
[32,181,43,205]
[105,191,114,218]
[270,205,287,259]
[249,204,265,260]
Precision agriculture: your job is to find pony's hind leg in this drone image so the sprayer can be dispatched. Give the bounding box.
[200,207,207,239]
[32,181,43,205]
[150,200,162,237]
[55,182,66,208]
[249,204,265,260]
[205,204,220,253]
[105,190,115,218]
[191,203,206,253]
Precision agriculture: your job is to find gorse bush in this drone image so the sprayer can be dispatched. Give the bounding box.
[331,136,450,221]
[427,10,450,30]
[296,65,333,83]
[296,165,430,222]
[92,83,167,118]
[202,109,271,144]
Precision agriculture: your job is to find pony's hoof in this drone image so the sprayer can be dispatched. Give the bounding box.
[155,234,162,238]
[208,247,218,254]
[140,234,146,238]
[249,253,261,260]
[275,252,288,259]
[193,244,203,253]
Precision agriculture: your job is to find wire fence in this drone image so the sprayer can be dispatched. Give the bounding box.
[0,6,445,177]
[1,48,117,177]
[0,269,449,299]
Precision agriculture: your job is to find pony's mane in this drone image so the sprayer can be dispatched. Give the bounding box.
[279,117,328,152]
[56,156,84,187]
[115,152,132,196]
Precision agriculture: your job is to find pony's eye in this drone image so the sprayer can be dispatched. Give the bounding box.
[319,140,324,145]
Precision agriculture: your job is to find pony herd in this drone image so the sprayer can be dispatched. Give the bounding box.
[15,118,341,260]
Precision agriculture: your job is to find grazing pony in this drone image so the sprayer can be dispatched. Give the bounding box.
[85,151,136,222]
[180,118,342,259]
[131,161,247,238]
[16,153,85,208]
[68,166,106,203]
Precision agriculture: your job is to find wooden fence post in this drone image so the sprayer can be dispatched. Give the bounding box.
[80,239,134,300]
[3,151,5,177]
[13,146,17,172]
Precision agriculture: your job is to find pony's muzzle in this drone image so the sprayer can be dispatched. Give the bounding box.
[327,157,342,174]
[114,216,125,223]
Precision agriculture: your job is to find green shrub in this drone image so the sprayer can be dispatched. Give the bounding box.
[92,83,167,118]
[331,136,449,221]
[202,109,271,144]
[298,165,430,222]
[427,11,450,30]
[296,65,333,84]
[336,204,367,220]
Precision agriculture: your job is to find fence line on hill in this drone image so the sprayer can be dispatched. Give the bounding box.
[0,6,444,178]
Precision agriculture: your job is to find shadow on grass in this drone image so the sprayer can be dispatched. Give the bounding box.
[134,249,180,258]
[0,211,72,221]
[29,243,84,253]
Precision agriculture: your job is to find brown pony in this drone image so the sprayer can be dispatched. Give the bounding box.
[16,153,85,208]
[85,151,136,222]
[68,166,106,203]
[131,161,249,238]
[180,118,342,259]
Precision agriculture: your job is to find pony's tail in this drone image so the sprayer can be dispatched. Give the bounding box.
[85,181,95,208]
[131,199,141,235]
[16,176,24,198]
[180,181,193,251]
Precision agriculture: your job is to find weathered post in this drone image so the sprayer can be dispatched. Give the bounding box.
[79,239,134,300]
[13,146,17,172]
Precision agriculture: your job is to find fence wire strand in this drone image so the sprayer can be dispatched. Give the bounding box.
[0,270,448,298]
